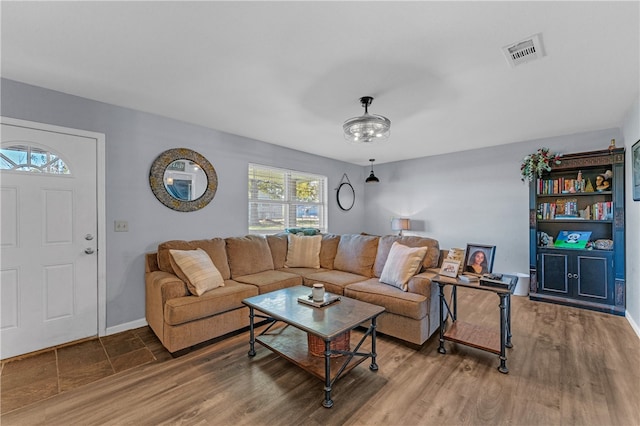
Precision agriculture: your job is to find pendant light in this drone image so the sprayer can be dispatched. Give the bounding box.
[343,97,391,143]
[365,159,380,183]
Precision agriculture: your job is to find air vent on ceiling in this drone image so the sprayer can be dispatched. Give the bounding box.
[502,33,545,68]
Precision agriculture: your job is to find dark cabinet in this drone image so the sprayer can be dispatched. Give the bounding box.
[529,149,625,315]
[539,250,613,302]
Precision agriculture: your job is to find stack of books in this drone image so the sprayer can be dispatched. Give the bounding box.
[479,273,518,290]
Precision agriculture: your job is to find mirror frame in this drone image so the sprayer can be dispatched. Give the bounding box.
[149,148,218,212]
[336,181,355,211]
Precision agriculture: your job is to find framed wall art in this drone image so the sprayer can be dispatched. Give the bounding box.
[633,139,640,201]
[463,244,496,275]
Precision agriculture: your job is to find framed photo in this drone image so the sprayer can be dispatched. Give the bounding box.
[439,259,461,278]
[633,140,640,201]
[463,244,496,276]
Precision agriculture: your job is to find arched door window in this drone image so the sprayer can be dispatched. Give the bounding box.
[0,144,71,174]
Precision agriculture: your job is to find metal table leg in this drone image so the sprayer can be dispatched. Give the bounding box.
[438,282,447,354]
[505,293,513,348]
[248,306,256,357]
[322,339,333,408]
[370,316,379,371]
[498,293,509,374]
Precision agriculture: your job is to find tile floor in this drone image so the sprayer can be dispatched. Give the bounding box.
[1,327,172,414]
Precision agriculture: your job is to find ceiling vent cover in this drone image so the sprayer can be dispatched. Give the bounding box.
[502,33,545,67]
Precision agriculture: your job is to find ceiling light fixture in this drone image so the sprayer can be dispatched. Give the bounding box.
[365,159,380,183]
[343,96,391,143]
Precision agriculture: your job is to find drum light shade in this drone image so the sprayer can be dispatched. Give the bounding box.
[391,218,410,235]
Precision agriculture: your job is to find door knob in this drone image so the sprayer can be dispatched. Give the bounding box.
[84,248,95,254]
[85,234,94,240]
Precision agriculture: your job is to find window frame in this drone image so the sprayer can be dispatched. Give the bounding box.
[0,143,72,175]
[248,163,328,234]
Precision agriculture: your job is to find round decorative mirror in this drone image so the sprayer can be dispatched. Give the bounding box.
[149,148,218,212]
[336,174,355,211]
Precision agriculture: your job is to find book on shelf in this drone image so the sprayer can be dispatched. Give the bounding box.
[537,178,588,195]
[591,201,613,221]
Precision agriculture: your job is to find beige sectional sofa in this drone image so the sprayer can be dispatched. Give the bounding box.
[145,233,442,353]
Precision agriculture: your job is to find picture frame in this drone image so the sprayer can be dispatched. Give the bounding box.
[633,139,640,201]
[439,259,461,278]
[463,244,496,276]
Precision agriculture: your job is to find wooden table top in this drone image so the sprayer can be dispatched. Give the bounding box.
[243,286,385,339]
[432,274,515,294]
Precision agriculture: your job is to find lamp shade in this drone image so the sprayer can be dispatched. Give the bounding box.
[365,158,380,183]
[391,218,410,231]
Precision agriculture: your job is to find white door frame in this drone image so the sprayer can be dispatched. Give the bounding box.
[1,116,107,338]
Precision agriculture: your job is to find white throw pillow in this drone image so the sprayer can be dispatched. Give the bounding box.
[169,248,224,296]
[284,234,322,268]
[379,242,428,291]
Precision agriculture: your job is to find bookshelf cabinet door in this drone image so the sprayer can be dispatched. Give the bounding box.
[540,253,569,295]
[576,253,613,302]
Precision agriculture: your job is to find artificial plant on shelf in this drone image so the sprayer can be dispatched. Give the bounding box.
[520,148,562,182]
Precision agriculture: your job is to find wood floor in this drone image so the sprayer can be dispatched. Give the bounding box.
[2,289,639,425]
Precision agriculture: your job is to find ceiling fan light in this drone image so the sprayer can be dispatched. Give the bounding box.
[343,97,391,144]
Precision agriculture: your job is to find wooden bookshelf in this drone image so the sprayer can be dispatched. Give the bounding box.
[529,148,625,315]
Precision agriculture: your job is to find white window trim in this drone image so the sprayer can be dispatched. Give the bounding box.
[248,163,328,234]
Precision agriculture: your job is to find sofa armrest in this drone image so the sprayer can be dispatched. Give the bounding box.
[145,271,190,337]
[407,270,439,297]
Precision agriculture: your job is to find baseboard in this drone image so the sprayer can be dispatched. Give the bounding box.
[104,318,148,336]
[626,312,640,339]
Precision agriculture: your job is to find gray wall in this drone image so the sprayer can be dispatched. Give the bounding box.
[1,78,365,329]
[2,78,637,335]
[364,112,639,334]
[363,128,621,275]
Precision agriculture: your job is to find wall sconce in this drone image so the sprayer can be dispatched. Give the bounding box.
[391,218,410,236]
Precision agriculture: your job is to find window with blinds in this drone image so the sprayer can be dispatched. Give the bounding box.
[248,163,327,234]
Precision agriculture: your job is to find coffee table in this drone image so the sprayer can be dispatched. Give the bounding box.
[242,285,385,408]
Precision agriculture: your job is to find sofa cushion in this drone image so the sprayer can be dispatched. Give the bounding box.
[266,233,288,269]
[379,242,428,291]
[319,234,341,269]
[164,280,258,326]
[158,238,231,280]
[303,270,368,295]
[278,267,329,278]
[333,234,379,277]
[233,270,302,294]
[169,248,225,296]
[345,279,428,320]
[374,235,440,277]
[284,234,321,268]
[226,235,274,278]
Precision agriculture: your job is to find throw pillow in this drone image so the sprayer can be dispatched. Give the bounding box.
[379,242,428,291]
[284,234,322,268]
[169,248,224,296]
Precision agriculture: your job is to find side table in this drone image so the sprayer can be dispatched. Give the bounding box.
[433,274,514,373]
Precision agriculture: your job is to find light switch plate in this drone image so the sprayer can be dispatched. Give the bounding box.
[114,220,128,232]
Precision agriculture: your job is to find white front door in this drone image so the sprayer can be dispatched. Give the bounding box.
[1,122,98,359]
